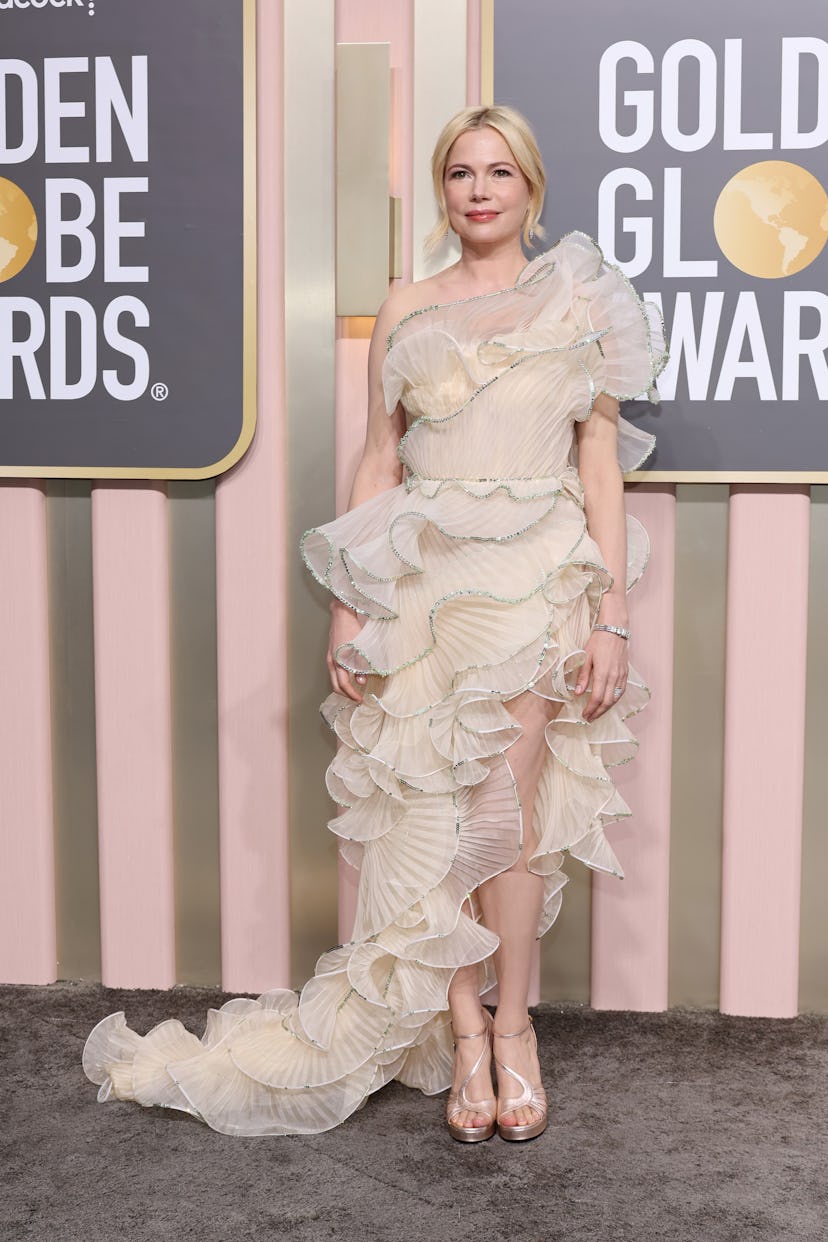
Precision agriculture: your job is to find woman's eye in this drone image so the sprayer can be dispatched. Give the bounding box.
[493,168,512,177]
[449,169,469,179]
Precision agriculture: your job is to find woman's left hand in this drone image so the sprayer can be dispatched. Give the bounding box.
[574,630,628,722]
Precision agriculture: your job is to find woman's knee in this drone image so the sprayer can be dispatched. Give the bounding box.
[504,688,562,731]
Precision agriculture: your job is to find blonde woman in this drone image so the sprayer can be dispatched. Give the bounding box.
[84,106,665,1143]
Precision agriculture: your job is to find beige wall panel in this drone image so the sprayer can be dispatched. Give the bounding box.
[284,0,340,986]
[335,42,391,315]
[168,481,222,985]
[540,865,591,1004]
[668,485,728,1008]
[412,0,467,278]
[800,486,828,1013]
[46,482,101,981]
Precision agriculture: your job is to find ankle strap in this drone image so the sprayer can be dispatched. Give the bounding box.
[492,1017,533,1039]
[451,1009,491,1041]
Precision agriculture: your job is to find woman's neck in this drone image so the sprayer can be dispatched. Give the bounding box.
[451,239,527,294]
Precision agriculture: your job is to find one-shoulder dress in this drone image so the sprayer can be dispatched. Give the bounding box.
[83,232,667,1136]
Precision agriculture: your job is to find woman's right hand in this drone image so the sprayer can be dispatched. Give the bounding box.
[327,600,368,702]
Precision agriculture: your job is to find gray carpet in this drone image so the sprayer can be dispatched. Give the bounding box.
[2,983,826,1241]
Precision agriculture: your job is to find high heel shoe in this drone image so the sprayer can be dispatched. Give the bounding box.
[493,1017,548,1142]
[446,1010,497,1143]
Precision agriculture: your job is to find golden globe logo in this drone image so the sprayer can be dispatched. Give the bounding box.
[597,36,828,404]
[714,162,828,280]
[0,179,37,279]
[0,55,148,400]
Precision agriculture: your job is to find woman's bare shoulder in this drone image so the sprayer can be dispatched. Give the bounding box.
[376,270,460,340]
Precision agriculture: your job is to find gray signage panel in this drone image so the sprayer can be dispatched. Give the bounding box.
[494,0,828,479]
[0,0,255,478]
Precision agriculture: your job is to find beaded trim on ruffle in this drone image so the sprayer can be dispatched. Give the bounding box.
[385,230,668,435]
[385,258,557,351]
[333,548,609,679]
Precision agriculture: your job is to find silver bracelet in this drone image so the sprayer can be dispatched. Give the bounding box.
[592,623,631,640]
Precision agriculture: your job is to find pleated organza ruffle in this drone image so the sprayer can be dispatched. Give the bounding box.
[83,232,666,1135]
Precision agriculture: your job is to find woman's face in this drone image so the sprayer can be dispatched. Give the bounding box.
[443,126,531,248]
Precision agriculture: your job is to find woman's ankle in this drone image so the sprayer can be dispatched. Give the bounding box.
[492,1008,531,1036]
[449,1000,487,1036]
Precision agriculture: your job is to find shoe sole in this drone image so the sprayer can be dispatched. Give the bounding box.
[448,1121,497,1142]
[497,1118,547,1142]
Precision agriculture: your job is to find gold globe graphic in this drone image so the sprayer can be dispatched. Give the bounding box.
[0,178,38,282]
[714,161,828,279]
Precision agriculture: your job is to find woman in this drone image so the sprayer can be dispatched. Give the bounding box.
[83,105,665,1143]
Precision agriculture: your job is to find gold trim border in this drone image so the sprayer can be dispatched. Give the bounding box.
[627,471,825,484]
[1,0,257,481]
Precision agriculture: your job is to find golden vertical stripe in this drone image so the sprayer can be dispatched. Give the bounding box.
[389,197,403,279]
[800,486,828,1012]
[667,486,728,1007]
[284,0,340,987]
[46,482,101,981]
[480,0,493,105]
[168,481,222,985]
[540,867,590,1004]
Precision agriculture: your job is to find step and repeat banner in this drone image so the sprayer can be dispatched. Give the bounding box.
[0,0,255,478]
[495,0,828,478]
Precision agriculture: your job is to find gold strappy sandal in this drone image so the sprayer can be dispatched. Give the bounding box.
[446,1010,496,1143]
[493,1017,548,1142]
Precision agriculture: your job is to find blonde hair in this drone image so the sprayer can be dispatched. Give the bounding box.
[426,105,546,254]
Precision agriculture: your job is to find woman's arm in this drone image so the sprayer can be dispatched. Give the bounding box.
[574,393,630,721]
[327,298,408,703]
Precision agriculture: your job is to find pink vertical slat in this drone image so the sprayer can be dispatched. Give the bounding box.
[591,485,676,1011]
[466,0,481,104]
[720,487,809,1018]
[334,0,415,941]
[334,336,371,519]
[214,0,290,992]
[91,482,175,987]
[0,483,56,984]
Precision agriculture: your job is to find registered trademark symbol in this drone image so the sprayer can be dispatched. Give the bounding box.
[151,382,169,401]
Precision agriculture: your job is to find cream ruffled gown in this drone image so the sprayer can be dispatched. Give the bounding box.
[83,232,667,1136]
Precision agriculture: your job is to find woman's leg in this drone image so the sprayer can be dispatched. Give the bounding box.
[477,689,561,1128]
[447,689,561,1129]
[446,929,494,1130]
